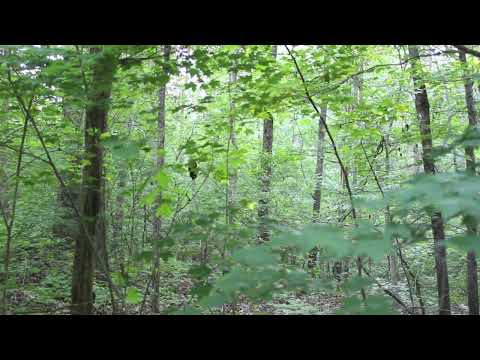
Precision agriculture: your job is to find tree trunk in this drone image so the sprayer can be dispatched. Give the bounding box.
[152,45,171,313]
[408,45,451,315]
[97,160,108,273]
[71,47,118,315]
[112,167,126,266]
[258,46,276,243]
[227,69,238,225]
[308,106,327,269]
[459,49,479,315]
[312,107,327,221]
[413,143,422,174]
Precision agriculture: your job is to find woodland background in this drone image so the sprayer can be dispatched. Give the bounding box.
[1,45,480,315]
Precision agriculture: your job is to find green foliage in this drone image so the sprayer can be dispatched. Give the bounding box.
[2,45,480,315]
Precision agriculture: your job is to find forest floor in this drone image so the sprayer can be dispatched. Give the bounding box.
[3,240,470,315]
[232,293,344,315]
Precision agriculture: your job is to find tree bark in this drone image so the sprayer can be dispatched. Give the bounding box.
[459,49,479,315]
[312,107,327,221]
[408,45,451,315]
[308,106,327,270]
[258,46,276,243]
[71,47,118,315]
[413,143,422,174]
[112,167,126,267]
[227,69,238,225]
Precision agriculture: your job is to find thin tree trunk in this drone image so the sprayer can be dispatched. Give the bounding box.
[227,69,238,225]
[413,143,422,174]
[1,112,28,314]
[112,165,127,279]
[453,150,459,172]
[258,45,276,243]
[408,45,451,315]
[222,63,239,281]
[152,45,171,313]
[97,159,108,274]
[71,47,118,315]
[352,71,368,283]
[312,107,327,220]
[308,106,327,269]
[459,49,479,315]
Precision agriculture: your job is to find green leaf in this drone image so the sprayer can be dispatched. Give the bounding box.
[156,203,173,217]
[190,283,213,298]
[134,250,153,263]
[103,135,142,161]
[352,222,392,262]
[126,287,141,304]
[232,246,279,267]
[142,191,157,206]
[342,276,373,293]
[362,295,397,315]
[271,225,350,257]
[154,170,170,188]
[448,235,480,254]
[199,291,231,308]
[189,264,212,280]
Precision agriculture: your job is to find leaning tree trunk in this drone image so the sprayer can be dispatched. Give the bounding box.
[152,45,171,313]
[459,49,479,315]
[408,45,451,315]
[71,47,118,315]
[258,45,276,243]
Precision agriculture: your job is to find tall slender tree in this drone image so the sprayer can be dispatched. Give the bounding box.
[226,62,238,225]
[312,106,327,221]
[308,106,327,269]
[459,49,479,315]
[152,45,171,313]
[408,45,451,315]
[258,45,277,243]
